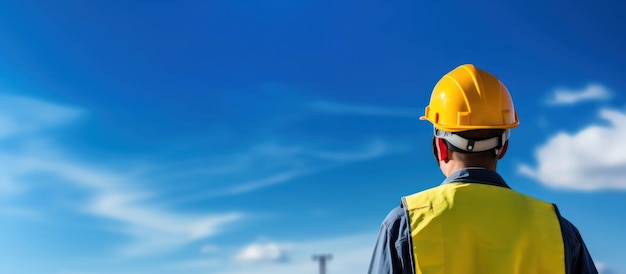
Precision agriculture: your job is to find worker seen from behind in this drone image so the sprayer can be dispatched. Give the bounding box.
[368,64,598,274]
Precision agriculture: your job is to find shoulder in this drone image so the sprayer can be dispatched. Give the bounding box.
[557,214,584,246]
[378,205,411,250]
[553,205,584,241]
[380,205,410,242]
[381,205,407,230]
[556,214,599,273]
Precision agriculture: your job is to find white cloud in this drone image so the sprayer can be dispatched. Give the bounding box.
[547,83,611,105]
[519,109,626,190]
[595,262,625,274]
[233,243,291,264]
[310,100,418,118]
[171,232,375,274]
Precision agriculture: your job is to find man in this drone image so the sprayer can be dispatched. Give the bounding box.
[368,64,597,274]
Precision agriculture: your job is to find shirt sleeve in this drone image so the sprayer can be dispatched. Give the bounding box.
[368,206,413,274]
[553,204,598,274]
[559,216,598,274]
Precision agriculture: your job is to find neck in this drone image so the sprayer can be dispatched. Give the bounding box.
[439,160,496,177]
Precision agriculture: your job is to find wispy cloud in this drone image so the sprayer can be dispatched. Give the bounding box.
[519,109,626,190]
[1,93,409,269]
[0,94,243,257]
[200,244,220,254]
[224,169,307,195]
[170,259,222,270]
[0,171,25,195]
[0,95,83,195]
[222,140,409,196]
[310,100,418,118]
[176,169,309,202]
[174,139,411,203]
[4,145,245,256]
[90,191,243,256]
[312,139,410,161]
[546,83,611,105]
[0,94,83,139]
[0,205,44,221]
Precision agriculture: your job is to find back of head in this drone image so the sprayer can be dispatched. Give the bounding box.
[421,64,519,166]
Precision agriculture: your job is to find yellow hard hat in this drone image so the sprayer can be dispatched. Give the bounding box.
[420,64,519,132]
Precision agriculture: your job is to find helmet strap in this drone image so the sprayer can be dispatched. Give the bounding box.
[434,128,510,154]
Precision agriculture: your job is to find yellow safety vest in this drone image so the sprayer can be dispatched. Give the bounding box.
[402,183,565,274]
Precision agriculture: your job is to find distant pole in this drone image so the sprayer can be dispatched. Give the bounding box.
[312,254,333,274]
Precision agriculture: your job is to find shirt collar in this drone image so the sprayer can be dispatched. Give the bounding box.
[442,167,510,189]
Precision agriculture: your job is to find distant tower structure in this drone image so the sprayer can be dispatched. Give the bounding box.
[312,254,333,274]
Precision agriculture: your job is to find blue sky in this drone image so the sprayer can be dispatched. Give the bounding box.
[0,1,625,273]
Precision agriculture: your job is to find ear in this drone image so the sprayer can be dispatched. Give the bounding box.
[436,137,449,162]
[497,140,509,159]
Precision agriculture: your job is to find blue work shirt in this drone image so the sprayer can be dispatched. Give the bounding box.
[368,168,598,274]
